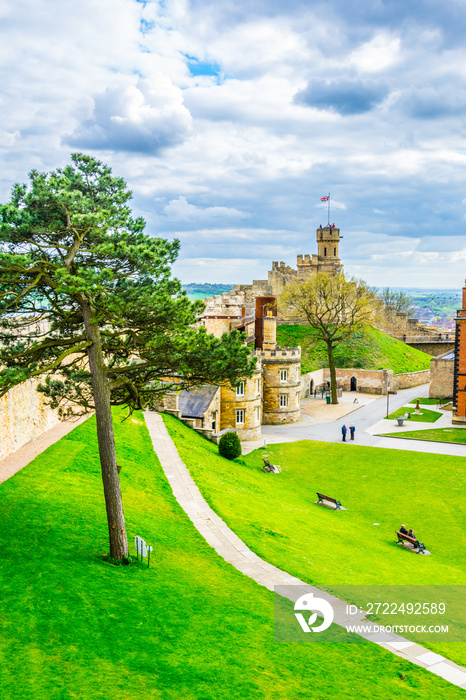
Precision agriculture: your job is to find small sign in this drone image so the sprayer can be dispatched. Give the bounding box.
[135,536,147,558]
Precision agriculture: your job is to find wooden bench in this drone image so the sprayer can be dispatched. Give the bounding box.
[262,458,279,473]
[396,530,426,554]
[316,492,342,510]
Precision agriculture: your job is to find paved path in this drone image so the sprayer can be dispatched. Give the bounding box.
[243,384,466,456]
[144,410,466,690]
[0,414,91,485]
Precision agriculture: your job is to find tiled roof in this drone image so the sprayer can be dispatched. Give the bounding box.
[179,386,218,418]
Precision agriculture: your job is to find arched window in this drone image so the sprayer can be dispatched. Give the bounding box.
[324,247,327,256]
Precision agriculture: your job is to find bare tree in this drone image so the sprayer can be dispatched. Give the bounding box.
[378,288,415,315]
[280,274,375,404]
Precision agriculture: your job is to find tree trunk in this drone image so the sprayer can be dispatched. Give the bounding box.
[81,299,128,560]
[326,340,338,405]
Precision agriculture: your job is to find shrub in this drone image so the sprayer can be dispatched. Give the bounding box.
[218,431,242,460]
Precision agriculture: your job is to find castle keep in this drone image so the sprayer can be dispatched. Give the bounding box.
[233,225,343,301]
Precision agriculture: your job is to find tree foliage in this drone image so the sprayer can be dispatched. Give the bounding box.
[0,154,256,559]
[378,288,415,315]
[280,273,376,404]
[218,431,242,460]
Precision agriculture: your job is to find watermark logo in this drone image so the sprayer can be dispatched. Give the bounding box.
[294,592,334,633]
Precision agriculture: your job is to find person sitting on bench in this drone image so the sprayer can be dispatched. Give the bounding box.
[400,524,408,535]
[407,528,415,538]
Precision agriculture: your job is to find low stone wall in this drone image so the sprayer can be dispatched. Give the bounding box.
[394,369,430,390]
[0,379,61,462]
[334,368,393,394]
[301,366,429,397]
[300,369,325,398]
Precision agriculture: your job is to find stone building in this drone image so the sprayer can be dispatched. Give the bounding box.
[453,281,466,423]
[161,294,301,441]
[429,350,454,400]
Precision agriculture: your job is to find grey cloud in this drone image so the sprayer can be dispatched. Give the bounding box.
[295,79,388,115]
[399,87,466,120]
[65,81,192,154]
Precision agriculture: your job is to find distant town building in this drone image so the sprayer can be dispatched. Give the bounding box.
[453,281,466,423]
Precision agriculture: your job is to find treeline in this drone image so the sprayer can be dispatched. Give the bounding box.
[182,283,235,294]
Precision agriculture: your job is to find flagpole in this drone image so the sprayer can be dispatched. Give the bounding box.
[328,193,330,227]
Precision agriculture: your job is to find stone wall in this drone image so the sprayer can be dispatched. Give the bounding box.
[393,369,430,390]
[407,341,454,357]
[300,369,325,398]
[334,368,393,394]
[0,378,61,461]
[429,352,454,399]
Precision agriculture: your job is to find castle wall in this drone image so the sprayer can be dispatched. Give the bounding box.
[429,352,454,399]
[393,369,430,390]
[0,379,62,461]
[299,369,325,398]
[334,368,394,395]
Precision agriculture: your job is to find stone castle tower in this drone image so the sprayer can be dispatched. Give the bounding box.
[198,294,301,439]
[234,224,344,300]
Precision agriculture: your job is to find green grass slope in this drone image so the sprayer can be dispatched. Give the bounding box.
[164,415,466,665]
[2,412,462,698]
[276,325,432,374]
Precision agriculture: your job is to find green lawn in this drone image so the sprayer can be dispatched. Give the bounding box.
[163,415,466,665]
[409,398,450,406]
[380,428,466,445]
[2,412,462,698]
[276,325,432,374]
[387,407,442,423]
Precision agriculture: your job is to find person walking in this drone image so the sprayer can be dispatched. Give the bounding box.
[341,424,347,442]
[349,424,355,441]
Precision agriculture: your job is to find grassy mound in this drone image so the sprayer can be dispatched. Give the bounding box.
[2,412,462,698]
[276,325,432,374]
[164,415,466,666]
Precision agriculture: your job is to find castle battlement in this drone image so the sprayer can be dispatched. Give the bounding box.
[258,345,301,360]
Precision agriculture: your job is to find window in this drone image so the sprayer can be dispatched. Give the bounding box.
[279,395,288,408]
[254,406,260,422]
[211,420,216,430]
[324,247,327,256]
[255,378,260,394]
[236,409,245,425]
[236,381,245,396]
[334,247,336,256]
[280,369,288,382]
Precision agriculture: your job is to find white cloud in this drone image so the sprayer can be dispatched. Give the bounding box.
[163,196,249,221]
[67,77,192,154]
[349,33,401,73]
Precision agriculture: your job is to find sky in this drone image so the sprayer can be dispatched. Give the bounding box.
[1,0,466,289]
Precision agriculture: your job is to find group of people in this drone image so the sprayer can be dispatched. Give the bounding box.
[400,524,416,539]
[341,424,355,441]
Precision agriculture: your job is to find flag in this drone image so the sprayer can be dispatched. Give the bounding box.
[321,195,329,201]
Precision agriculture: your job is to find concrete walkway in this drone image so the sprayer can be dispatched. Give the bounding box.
[144,410,466,690]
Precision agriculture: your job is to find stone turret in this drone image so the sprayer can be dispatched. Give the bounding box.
[315,225,342,276]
